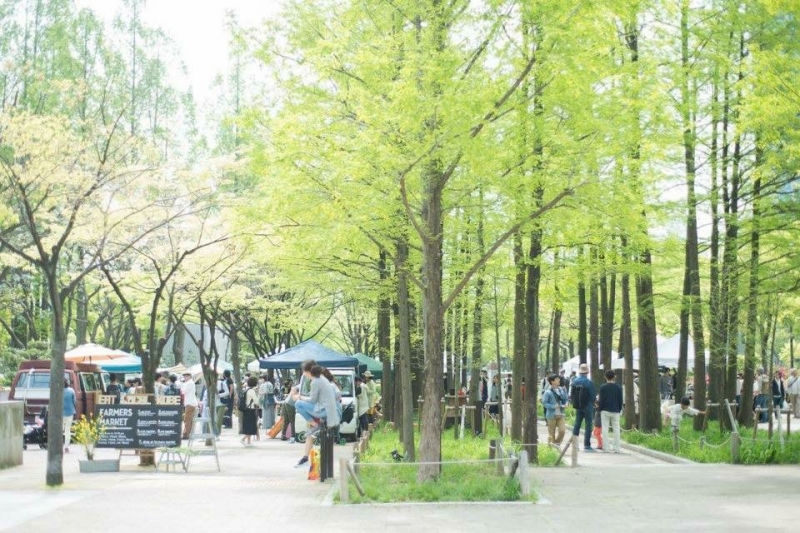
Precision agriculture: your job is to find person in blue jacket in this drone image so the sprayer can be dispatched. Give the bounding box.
[570,364,597,451]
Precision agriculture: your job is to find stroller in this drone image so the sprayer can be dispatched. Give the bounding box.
[23,406,48,450]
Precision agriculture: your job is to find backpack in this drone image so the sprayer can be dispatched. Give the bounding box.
[341,403,355,424]
[106,383,122,404]
[238,388,251,412]
[571,383,590,410]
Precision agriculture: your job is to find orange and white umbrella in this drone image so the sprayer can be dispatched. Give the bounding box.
[65,343,131,364]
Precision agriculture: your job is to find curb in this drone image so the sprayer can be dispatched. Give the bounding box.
[620,441,696,465]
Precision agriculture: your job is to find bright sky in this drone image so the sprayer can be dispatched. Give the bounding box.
[74,0,283,104]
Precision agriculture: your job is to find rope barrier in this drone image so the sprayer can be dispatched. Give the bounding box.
[354,457,514,467]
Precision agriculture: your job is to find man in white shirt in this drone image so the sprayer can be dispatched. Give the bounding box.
[669,397,705,433]
[181,372,198,439]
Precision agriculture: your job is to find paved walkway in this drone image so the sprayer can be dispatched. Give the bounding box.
[1,424,797,533]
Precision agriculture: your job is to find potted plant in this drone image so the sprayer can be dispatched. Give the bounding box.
[74,414,118,473]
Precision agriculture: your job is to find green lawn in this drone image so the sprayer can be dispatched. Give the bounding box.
[622,418,800,464]
[342,422,543,503]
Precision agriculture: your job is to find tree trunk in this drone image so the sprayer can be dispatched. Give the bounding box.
[677,268,690,403]
[680,0,707,431]
[578,247,587,365]
[45,268,66,487]
[589,251,600,385]
[600,257,613,377]
[396,238,415,460]
[469,197,486,435]
[636,250,662,432]
[550,304,562,375]
[511,232,526,440]
[417,156,445,482]
[524,222,542,464]
[75,277,88,345]
[172,320,185,365]
[738,167,760,428]
[378,250,393,423]
[620,239,635,429]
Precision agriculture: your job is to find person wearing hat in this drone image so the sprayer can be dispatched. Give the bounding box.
[181,372,198,439]
[755,368,770,423]
[363,371,377,424]
[570,363,597,451]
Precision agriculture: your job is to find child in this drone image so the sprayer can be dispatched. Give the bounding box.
[592,399,603,450]
[668,397,706,433]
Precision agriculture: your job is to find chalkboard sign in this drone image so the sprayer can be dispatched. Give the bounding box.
[95,405,183,449]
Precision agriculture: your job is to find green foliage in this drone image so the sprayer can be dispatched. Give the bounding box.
[344,423,530,503]
[622,421,800,465]
[0,340,49,386]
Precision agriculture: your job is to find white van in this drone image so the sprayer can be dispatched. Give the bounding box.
[295,368,358,441]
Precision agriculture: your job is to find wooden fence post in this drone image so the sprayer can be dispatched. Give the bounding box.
[518,450,530,497]
[731,432,740,464]
[497,441,505,475]
[571,435,578,467]
[339,458,349,503]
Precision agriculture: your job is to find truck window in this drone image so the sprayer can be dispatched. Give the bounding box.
[17,372,52,389]
[80,373,101,392]
[335,376,354,397]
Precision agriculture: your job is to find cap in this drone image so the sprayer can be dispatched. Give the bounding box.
[363,371,373,378]
[578,363,590,374]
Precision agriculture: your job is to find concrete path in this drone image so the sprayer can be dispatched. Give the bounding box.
[1,424,797,533]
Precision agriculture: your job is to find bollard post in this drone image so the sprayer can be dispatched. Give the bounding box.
[489,439,496,460]
[571,435,578,467]
[496,440,505,475]
[339,458,349,502]
[319,423,329,482]
[518,450,530,496]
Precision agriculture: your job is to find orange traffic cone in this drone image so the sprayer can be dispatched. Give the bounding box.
[307,448,320,481]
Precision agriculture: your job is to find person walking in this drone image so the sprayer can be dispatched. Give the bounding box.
[259,374,276,432]
[355,376,369,438]
[63,379,77,454]
[598,370,624,454]
[787,369,800,419]
[570,363,597,451]
[772,371,786,418]
[542,374,567,446]
[181,372,198,439]
[755,369,770,423]
[280,379,297,441]
[239,376,259,446]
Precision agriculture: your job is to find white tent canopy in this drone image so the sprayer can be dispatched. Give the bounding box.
[608,334,706,371]
[560,347,618,375]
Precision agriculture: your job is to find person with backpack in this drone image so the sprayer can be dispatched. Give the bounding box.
[105,374,122,405]
[542,374,568,446]
[570,363,597,452]
[239,376,259,446]
[164,375,182,400]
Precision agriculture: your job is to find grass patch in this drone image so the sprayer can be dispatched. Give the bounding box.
[342,422,537,504]
[622,419,800,464]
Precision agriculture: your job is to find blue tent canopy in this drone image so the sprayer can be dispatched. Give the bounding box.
[98,355,142,373]
[258,340,358,370]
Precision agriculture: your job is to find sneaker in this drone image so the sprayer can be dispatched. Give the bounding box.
[288,438,295,444]
[584,447,595,452]
[294,456,308,468]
